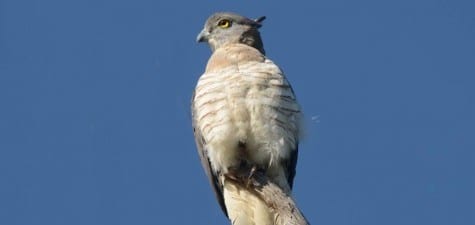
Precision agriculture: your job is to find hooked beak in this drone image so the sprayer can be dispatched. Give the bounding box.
[196,29,210,43]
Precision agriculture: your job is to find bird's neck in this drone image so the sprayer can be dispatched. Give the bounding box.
[205,44,265,73]
[239,30,265,55]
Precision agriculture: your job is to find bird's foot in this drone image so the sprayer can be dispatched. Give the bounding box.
[226,161,265,188]
[227,161,250,180]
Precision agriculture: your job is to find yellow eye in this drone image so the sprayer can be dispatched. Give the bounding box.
[217,19,231,28]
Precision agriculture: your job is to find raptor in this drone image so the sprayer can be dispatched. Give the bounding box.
[192,12,302,225]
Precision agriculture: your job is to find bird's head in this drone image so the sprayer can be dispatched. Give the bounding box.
[197,12,266,54]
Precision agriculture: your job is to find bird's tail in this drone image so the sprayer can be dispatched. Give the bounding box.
[223,178,275,225]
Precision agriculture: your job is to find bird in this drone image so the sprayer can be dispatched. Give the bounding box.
[192,12,302,225]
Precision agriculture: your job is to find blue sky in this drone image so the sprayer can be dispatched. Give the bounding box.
[1,1,474,225]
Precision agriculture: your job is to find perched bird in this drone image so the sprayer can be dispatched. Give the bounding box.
[192,12,302,225]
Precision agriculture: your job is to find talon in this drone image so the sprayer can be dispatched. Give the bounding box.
[249,166,257,179]
[226,173,238,181]
[246,166,258,187]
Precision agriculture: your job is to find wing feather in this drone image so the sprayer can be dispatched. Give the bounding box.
[191,91,228,216]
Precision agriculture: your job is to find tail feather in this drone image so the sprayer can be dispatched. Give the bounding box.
[223,179,275,225]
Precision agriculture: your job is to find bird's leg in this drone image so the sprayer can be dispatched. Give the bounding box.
[226,140,264,187]
[227,160,251,180]
[227,140,251,180]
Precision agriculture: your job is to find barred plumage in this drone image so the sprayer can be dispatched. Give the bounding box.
[192,12,302,225]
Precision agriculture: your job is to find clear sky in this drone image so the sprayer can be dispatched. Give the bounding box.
[1,1,474,225]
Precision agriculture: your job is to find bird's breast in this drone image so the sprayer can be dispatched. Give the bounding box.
[194,60,300,174]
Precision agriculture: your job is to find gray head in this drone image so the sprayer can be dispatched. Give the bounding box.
[197,12,266,54]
